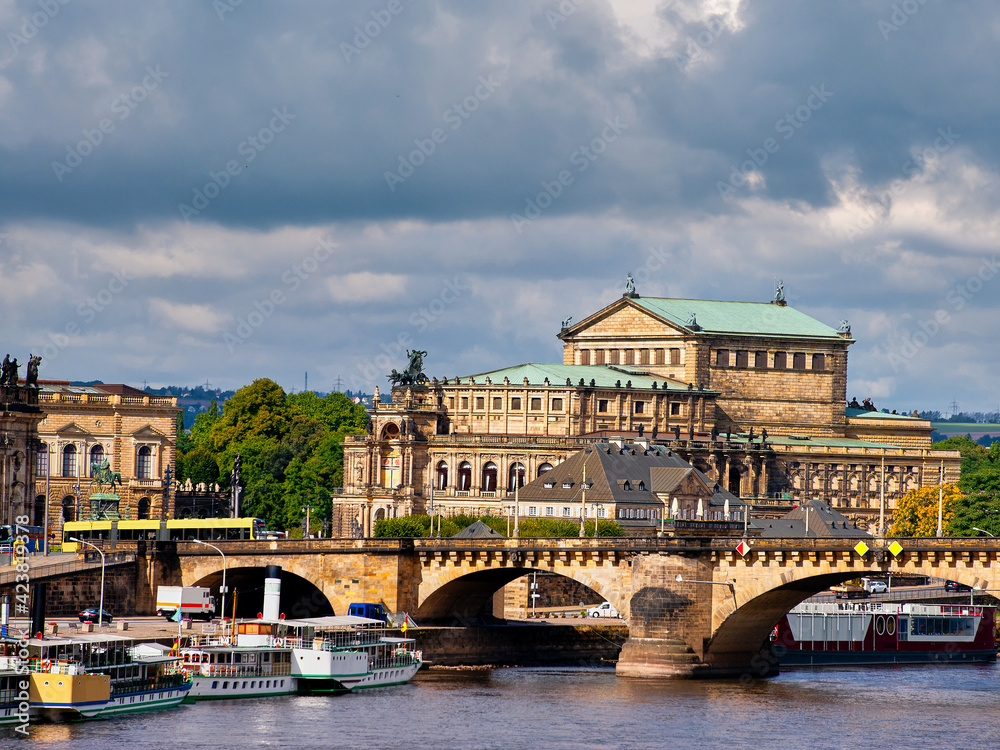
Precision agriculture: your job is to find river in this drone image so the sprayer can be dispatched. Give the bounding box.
[17,663,1000,749]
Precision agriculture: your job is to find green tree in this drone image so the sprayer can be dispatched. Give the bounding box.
[175,411,191,454]
[189,399,220,448]
[374,516,428,537]
[179,445,221,486]
[209,379,291,452]
[889,483,960,536]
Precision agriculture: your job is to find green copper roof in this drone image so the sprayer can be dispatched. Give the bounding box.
[633,298,847,340]
[846,408,921,421]
[459,363,708,392]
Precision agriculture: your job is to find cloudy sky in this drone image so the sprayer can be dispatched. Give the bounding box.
[1,0,998,413]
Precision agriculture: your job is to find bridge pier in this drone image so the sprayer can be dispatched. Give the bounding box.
[616,554,778,679]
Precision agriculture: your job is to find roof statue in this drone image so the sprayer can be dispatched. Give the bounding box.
[686,312,700,330]
[625,272,636,297]
[1,355,19,386]
[838,319,851,336]
[773,278,785,303]
[388,349,429,387]
[26,354,41,387]
[561,315,572,330]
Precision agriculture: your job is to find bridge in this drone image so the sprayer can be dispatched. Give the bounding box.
[123,535,1000,678]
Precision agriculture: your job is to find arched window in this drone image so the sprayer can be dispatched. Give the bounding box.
[481,462,498,492]
[137,446,152,479]
[137,497,151,520]
[537,463,553,478]
[458,462,472,491]
[89,445,105,475]
[35,443,48,477]
[33,495,46,527]
[508,462,525,491]
[62,445,77,478]
[436,461,448,491]
[62,496,75,523]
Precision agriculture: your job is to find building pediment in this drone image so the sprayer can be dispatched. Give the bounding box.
[54,422,92,437]
[131,424,168,442]
[559,297,691,342]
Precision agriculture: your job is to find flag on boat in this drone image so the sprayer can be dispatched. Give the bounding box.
[169,638,180,656]
[401,619,408,636]
[170,608,183,623]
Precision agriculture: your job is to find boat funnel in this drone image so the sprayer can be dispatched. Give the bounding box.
[262,565,282,621]
[31,581,47,637]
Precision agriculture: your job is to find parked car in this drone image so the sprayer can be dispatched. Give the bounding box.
[78,607,113,624]
[587,602,620,618]
[944,580,972,592]
[861,578,888,594]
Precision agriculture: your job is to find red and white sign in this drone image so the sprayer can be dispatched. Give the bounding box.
[736,541,750,557]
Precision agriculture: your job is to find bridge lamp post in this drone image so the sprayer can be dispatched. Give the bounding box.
[986,509,1000,537]
[71,537,106,626]
[592,503,604,539]
[191,539,227,631]
[675,573,737,609]
[972,527,995,538]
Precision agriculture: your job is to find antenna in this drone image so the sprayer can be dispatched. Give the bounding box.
[305,371,308,393]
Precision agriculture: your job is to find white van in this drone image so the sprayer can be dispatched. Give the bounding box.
[587,602,620,618]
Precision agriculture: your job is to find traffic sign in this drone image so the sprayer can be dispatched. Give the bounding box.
[736,541,749,557]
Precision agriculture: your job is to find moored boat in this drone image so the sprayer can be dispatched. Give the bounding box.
[773,601,997,666]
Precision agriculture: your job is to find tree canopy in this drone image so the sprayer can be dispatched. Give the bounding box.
[176,380,368,530]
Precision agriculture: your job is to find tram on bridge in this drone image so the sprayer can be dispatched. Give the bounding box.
[61,518,267,551]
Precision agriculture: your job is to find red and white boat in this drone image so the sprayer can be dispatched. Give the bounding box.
[772,601,997,666]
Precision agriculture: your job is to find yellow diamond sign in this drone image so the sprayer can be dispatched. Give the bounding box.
[854,541,870,557]
[888,541,903,557]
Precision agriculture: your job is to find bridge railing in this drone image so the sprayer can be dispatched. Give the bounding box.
[0,552,136,586]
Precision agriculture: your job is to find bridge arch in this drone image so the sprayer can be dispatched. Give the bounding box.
[185,565,334,619]
[416,564,623,622]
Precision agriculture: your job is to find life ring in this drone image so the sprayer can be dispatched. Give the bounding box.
[40,659,52,671]
[274,637,284,647]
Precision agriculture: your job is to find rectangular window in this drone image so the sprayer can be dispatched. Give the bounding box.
[62,448,77,478]
[598,399,609,413]
[545,507,555,516]
[735,350,748,367]
[36,446,48,477]
[511,397,522,410]
[448,397,455,408]
[598,507,606,518]
[793,352,806,370]
[715,349,730,367]
[610,349,620,365]
[460,397,469,409]
[634,401,645,414]
[624,350,634,365]
[551,398,563,411]
[773,351,787,369]
[596,350,606,365]
[530,397,542,410]
[562,507,572,517]
[475,397,485,409]
[528,506,538,516]
[812,353,826,370]
[640,349,650,365]
[580,350,590,366]
[655,348,665,365]
[670,402,681,416]
[669,348,681,365]
[493,397,502,410]
[754,351,767,368]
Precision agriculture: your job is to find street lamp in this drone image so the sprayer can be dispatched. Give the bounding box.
[986,509,1000,538]
[675,573,738,608]
[302,504,314,539]
[592,502,604,539]
[191,539,227,630]
[71,537,106,626]
[972,527,995,538]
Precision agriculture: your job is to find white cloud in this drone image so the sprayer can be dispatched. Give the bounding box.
[328,273,407,304]
[148,298,229,334]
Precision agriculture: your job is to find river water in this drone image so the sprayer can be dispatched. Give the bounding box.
[17,663,1000,749]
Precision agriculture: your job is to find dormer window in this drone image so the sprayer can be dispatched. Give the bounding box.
[638,481,646,491]
[562,481,574,489]
[623,480,631,491]
[543,481,555,489]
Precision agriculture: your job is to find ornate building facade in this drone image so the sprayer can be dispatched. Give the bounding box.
[331,290,960,536]
[32,382,180,538]
[0,379,44,526]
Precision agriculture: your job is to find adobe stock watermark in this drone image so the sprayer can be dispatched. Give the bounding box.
[884,254,1000,372]
[878,0,929,41]
[222,233,337,353]
[51,65,169,182]
[546,0,588,30]
[843,127,959,242]
[178,107,296,221]
[213,0,245,21]
[6,0,71,56]
[674,14,730,68]
[716,84,833,199]
[509,116,628,234]
[351,276,469,389]
[340,0,408,63]
[384,74,501,192]
[38,268,134,364]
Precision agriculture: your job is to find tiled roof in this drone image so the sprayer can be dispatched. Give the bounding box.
[632,297,847,340]
[459,363,704,392]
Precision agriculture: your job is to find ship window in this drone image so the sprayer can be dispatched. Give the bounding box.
[898,620,907,641]
[222,681,229,689]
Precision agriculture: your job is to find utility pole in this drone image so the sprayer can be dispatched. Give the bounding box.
[936,461,944,538]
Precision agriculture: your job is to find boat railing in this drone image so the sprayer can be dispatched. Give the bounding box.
[110,673,189,696]
[196,663,291,678]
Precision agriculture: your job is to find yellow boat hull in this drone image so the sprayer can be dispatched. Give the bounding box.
[29,672,111,721]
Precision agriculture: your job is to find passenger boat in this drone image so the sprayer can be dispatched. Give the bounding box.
[24,632,191,721]
[180,620,297,700]
[0,635,29,727]
[772,601,997,666]
[180,615,422,699]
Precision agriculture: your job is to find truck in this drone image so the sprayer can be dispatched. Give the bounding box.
[156,586,217,621]
[831,584,869,600]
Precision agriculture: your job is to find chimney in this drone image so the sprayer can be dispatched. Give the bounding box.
[262,565,282,621]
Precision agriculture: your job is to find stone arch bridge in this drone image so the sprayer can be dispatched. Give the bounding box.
[129,536,1000,678]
